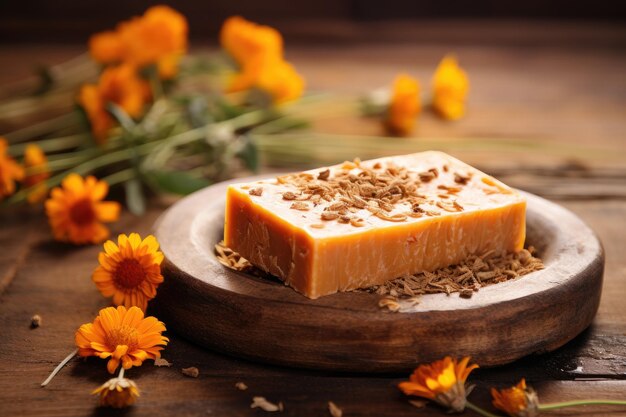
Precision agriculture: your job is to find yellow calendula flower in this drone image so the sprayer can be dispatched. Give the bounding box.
[44,173,121,245]
[491,379,539,417]
[0,137,24,200]
[78,64,151,144]
[76,305,169,374]
[93,233,165,312]
[385,74,421,136]
[23,144,50,203]
[89,5,188,80]
[220,16,283,66]
[93,377,140,408]
[432,55,469,120]
[398,356,478,412]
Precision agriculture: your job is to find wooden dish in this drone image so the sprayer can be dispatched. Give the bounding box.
[151,176,604,372]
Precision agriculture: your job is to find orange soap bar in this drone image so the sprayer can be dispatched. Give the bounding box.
[224,151,526,299]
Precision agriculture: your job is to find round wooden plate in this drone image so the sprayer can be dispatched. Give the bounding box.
[151,176,604,372]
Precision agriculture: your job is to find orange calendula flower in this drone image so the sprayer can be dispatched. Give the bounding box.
[78,64,151,144]
[0,137,24,200]
[89,6,188,80]
[93,377,140,408]
[220,16,283,66]
[45,173,121,245]
[229,56,305,104]
[23,144,50,203]
[76,305,169,374]
[432,55,469,120]
[398,356,478,412]
[220,16,304,104]
[491,379,539,417]
[93,233,165,312]
[385,74,421,136]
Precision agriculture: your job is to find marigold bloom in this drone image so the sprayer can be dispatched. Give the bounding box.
[93,233,165,311]
[89,6,188,79]
[221,16,304,104]
[0,138,24,200]
[229,56,305,104]
[385,74,421,136]
[45,174,120,245]
[76,305,169,374]
[491,379,539,417]
[93,377,140,408]
[89,30,125,64]
[78,64,151,144]
[398,356,478,412]
[432,55,469,120]
[23,144,50,203]
[220,16,283,66]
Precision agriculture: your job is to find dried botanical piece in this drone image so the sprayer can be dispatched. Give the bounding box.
[454,172,471,185]
[282,191,297,200]
[251,396,284,412]
[154,358,172,367]
[30,314,42,328]
[249,187,263,196]
[321,211,339,221]
[235,381,248,391]
[378,296,400,312]
[317,169,330,180]
[409,399,428,409]
[182,367,199,378]
[290,202,310,211]
[364,247,543,301]
[215,242,544,304]
[328,401,343,417]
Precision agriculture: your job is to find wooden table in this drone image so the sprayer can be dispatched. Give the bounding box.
[1,22,625,416]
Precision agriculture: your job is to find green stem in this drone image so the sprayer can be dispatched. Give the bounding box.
[8,133,90,156]
[539,400,626,410]
[8,140,161,204]
[4,112,79,143]
[465,401,503,417]
[101,169,135,187]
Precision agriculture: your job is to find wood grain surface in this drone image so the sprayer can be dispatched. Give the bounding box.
[0,21,625,417]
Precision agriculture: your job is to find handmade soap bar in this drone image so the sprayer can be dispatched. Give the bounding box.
[224,151,526,299]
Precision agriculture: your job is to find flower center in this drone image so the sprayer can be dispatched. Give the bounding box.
[69,198,96,226]
[107,325,139,350]
[114,259,146,289]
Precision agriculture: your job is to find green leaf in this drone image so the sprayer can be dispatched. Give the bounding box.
[147,170,211,195]
[124,178,146,216]
[236,135,259,172]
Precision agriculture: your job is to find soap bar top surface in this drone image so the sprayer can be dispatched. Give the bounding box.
[228,151,524,238]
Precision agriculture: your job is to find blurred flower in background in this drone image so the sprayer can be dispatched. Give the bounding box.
[385,74,421,136]
[221,16,305,104]
[23,144,49,203]
[432,55,469,120]
[45,174,120,244]
[89,5,188,80]
[0,137,24,199]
